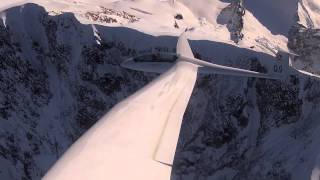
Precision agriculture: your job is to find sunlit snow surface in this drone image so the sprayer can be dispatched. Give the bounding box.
[0,0,320,180]
[1,0,317,52]
[0,0,289,53]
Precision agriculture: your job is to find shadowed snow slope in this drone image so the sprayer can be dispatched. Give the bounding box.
[244,0,299,36]
[0,1,320,180]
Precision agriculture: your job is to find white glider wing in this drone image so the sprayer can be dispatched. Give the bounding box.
[43,33,198,180]
[43,33,280,180]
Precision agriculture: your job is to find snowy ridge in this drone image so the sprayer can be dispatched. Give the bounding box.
[297,0,320,29]
[0,0,320,180]
[0,0,292,53]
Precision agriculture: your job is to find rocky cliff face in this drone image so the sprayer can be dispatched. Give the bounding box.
[0,2,320,180]
[0,4,153,179]
[289,24,320,74]
[218,0,245,43]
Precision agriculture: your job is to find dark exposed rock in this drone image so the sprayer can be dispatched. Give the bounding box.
[288,24,320,74]
[217,0,245,43]
[174,21,179,29]
[175,14,183,20]
[85,6,139,24]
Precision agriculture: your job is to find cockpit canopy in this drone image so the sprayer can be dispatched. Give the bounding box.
[133,53,179,63]
[121,53,179,74]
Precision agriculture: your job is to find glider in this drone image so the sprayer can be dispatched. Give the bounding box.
[43,32,288,180]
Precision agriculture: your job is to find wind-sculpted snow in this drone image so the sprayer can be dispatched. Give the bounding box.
[297,0,320,29]
[0,2,320,180]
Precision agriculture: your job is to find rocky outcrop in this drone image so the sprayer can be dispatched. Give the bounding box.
[288,24,320,74]
[85,6,140,24]
[218,0,245,43]
[0,4,149,179]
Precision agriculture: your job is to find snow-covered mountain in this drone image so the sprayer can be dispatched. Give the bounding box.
[0,0,320,179]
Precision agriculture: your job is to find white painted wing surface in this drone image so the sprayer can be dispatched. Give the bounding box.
[43,62,198,180]
[176,32,194,58]
[43,33,198,180]
[183,56,280,79]
[153,32,196,166]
